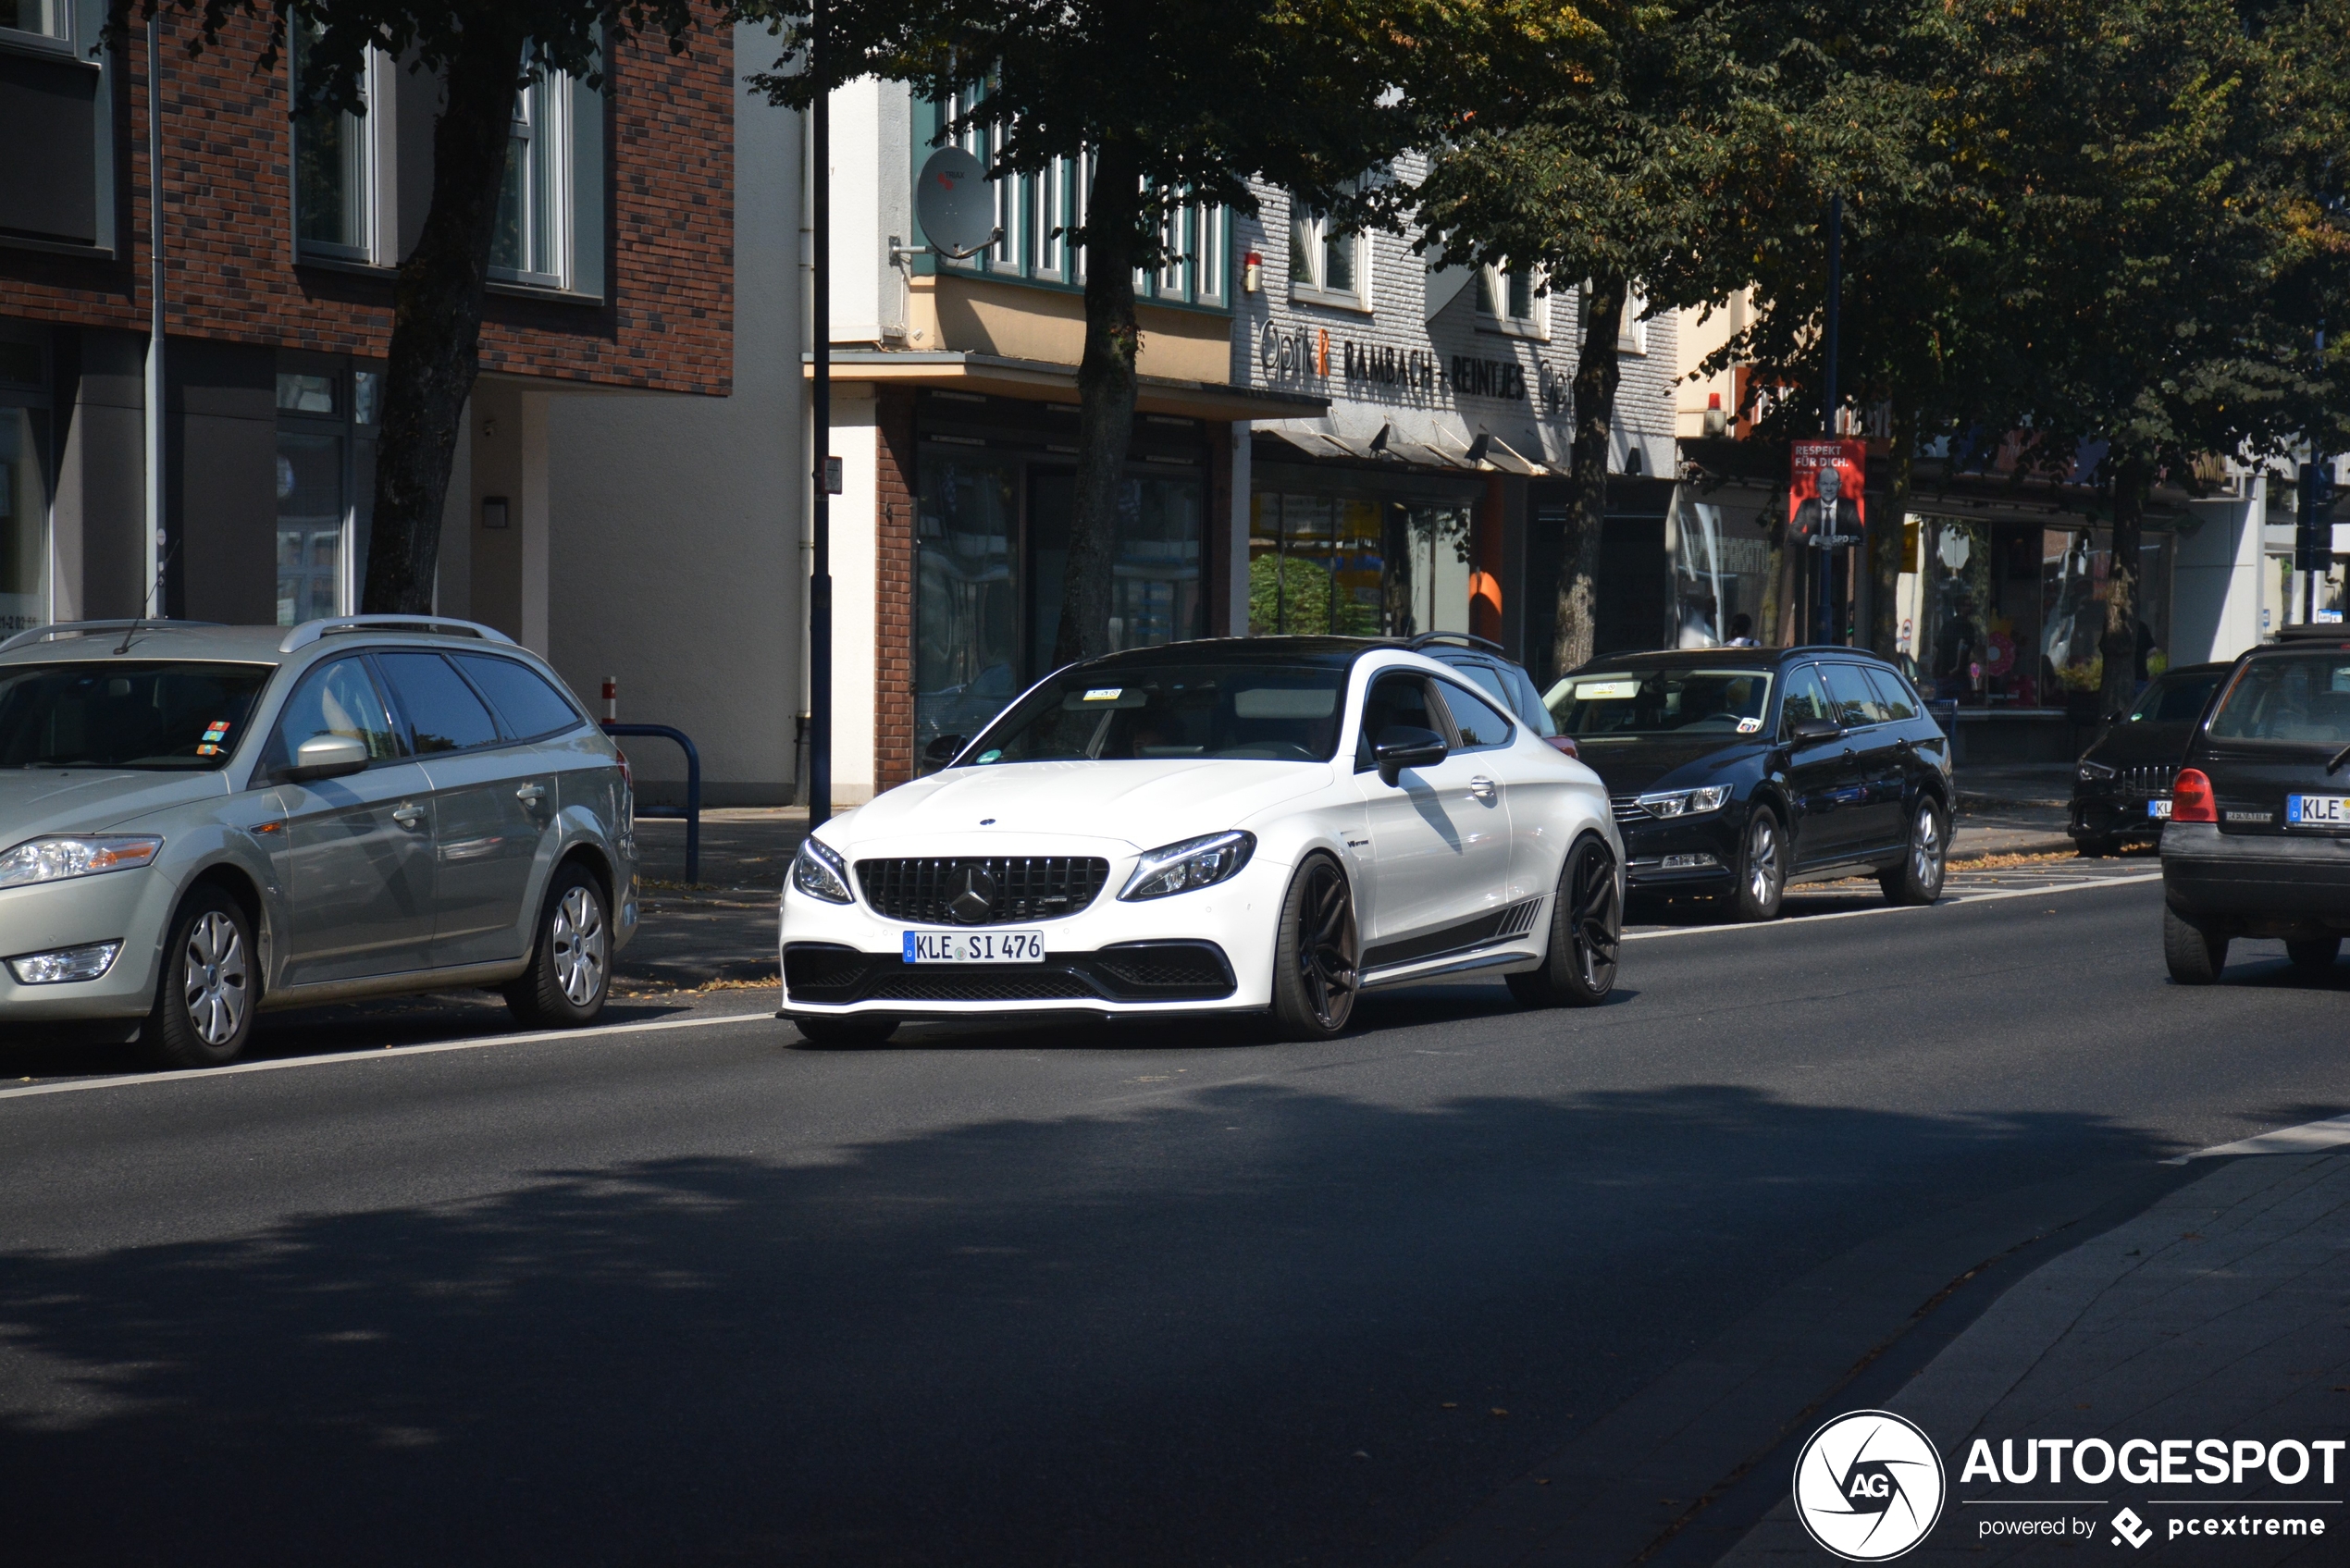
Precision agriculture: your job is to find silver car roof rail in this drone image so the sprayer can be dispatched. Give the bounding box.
[278,615,519,653]
[0,619,225,654]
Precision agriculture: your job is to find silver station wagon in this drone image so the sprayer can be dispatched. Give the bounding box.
[0,617,637,1067]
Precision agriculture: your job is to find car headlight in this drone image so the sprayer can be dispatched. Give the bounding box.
[1636,786,1732,818]
[2077,759,2116,782]
[0,836,164,890]
[1119,831,1256,901]
[790,836,855,904]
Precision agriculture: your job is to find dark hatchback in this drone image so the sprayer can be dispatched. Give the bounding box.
[1546,647,1954,919]
[2072,661,2232,854]
[2162,630,2350,982]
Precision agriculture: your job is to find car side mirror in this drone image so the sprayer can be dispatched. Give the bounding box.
[287,734,368,783]
[1788,716,1841,744]
[1373,724,1449,784]
[922,734,966,771]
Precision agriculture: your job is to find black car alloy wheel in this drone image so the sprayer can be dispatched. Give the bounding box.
[1508,834,1620,1007]
[1737,807,1786,921]
[1271,854,1358,1039]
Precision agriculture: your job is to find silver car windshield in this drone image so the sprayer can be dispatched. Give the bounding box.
[0,661,275,771]
[1546,668,1775,738]
[960,663,1352,764]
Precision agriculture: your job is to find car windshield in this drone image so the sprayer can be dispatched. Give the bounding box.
[1546,667,1775,738]
[959,663,1351,764]
[2127,670,2224,724]
[0,661,275,771]
[2207,654,2350,746]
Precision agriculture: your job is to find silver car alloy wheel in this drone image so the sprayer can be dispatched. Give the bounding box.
[1748,814,1782,907]
[181,910,250,1046]
[551,884,608,1006]
[1912,803,1942,888]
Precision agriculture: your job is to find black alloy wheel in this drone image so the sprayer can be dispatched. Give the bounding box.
[1735,806,1786,921]
[2285,936,2341,974]
[2162,905,2229,985]
[1507,833,1620,1007]
[1880,796,1948,907]
[1269,854,1358,1040]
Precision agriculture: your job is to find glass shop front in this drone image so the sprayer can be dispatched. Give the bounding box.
[914,395,1211,755]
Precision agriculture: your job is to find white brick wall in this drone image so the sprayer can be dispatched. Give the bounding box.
[1231,167,1678,476]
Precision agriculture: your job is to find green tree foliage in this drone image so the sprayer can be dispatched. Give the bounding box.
[743,0,1602,667]
[111,0,703,614]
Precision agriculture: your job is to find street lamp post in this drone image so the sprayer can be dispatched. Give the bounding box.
[806,0,833,829]
[1816,194,1841,646]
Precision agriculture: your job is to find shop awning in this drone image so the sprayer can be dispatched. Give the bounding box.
[808,350,1328,424]
[1260,425,1566,478]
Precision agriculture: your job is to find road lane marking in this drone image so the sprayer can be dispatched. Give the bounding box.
[0,1007,779,1105]
[1624,870,2160,942]
[2163,1111,2350,1163]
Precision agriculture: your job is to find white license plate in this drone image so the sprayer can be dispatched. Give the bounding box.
[2148,798,2171,820]
[2287,795,2350,827]
[903,930,1046,964]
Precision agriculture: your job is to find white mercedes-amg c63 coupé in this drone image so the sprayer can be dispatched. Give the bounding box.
[779,636,1624,1043]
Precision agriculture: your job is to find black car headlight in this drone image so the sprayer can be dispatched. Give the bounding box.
[1120,831,1255,901]
[1636,785,1732,819]
[790,836,855,904]
[2077,759,2116,782]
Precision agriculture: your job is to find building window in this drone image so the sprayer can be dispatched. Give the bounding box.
[1290,197,1369,311]
[492,72,567,285]
[1617,288,1651,355]
[274,362,382,626]
[2,0,68,43]
[1477,263,1548,339]
[292,28,372,260]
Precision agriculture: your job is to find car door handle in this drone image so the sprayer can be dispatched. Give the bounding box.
[516,784,548,804]
[391,803,427,828]
[1469,775,1499,801]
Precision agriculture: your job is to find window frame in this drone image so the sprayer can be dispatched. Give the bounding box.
[1477,262,1549,340]
[291,37,391,265]
[1616,287,1651,356]
[489,68,571,289]
[1288,194,1371,313]
[0,0,72,51]
[370,648,517,759]
[1433,676,1516,753]
[263,652,410,779]
[453,652,589,741]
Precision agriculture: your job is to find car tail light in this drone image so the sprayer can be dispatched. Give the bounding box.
[1544,735,1580,759]
[614,748,631,790]
[2171,768,2216,822]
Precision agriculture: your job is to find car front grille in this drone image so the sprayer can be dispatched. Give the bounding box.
[854,856,1110,926]
[783,941,1235,1006]
[2119,764,2175,801]
[1610,796,1648,824]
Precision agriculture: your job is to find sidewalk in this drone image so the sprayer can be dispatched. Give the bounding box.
[1953,763,2079,859]
[618,809,803,994]
[1722,1150,2350,1564]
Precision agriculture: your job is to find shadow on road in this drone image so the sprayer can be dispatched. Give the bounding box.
[0,1080,2174,1567]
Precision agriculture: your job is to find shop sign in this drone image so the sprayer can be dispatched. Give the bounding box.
[1259,323,1566,414]
[1344,340,1439,394]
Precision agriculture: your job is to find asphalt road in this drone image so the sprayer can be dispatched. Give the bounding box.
[3,872,2346,1567]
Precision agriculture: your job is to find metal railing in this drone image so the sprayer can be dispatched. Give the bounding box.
[602,722,701,884]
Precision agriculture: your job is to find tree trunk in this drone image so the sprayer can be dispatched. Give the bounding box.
[361,21,529,614]
[1551,275,1627,677]
[1050,139,1143,669]
[1868,403,1914,659]
[2098,450,2153,724]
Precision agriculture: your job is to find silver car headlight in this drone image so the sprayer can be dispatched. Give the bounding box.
[1120,831,1256,901]
[1636,786,1731,819]
[790,836,855,905]
[0,836,164,890]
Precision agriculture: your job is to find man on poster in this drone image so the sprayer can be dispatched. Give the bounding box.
[1788,439,1867,549]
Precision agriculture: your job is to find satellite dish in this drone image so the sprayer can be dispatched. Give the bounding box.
[915,145,999,260]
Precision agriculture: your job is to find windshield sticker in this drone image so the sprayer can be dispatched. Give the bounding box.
[195,745,220,756]
[976,748,1002,764]
[1575,679,1640,700]
[202,721,230,739]
[1082,687,1123,701]
[1737,716,1762,733]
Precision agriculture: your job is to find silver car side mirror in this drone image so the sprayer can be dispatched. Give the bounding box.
[288,734,369,782]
